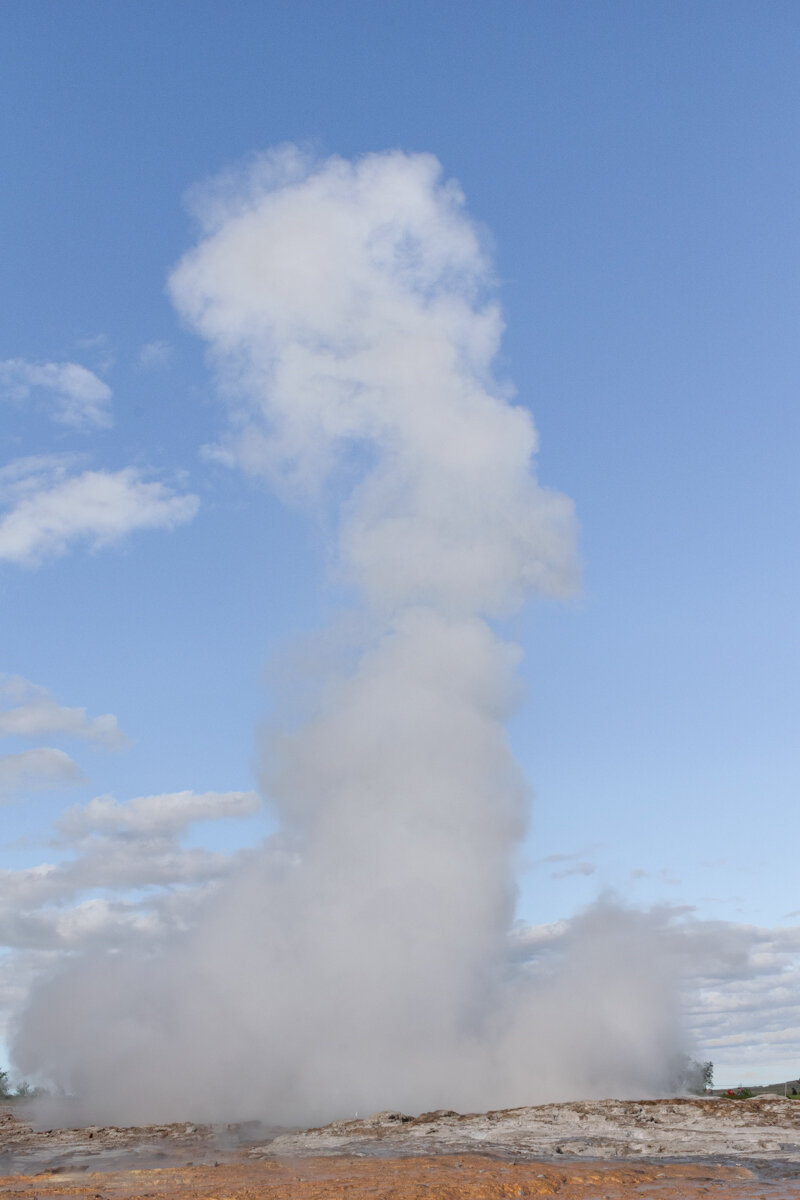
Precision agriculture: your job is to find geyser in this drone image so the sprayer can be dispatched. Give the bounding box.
[11,148,688,1124]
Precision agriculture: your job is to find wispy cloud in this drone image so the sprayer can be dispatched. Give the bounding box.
[551,861,596,880]
[0,676,128,748]
[0,464,199,566]
[629,866,683,887]
[533,848,600,878]
[74,334,114,374]
[0,359,112,430]
[0,454,80,496]
[138,341,173,370]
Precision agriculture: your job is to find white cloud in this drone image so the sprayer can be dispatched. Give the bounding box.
[59,789,260,838]
[0,789,260,955]
[0,358,112,429]
[0,790,258,904]
[0,748,85,802]
[0,676,128,748]
[0,848,234,938]
[0,720,259,966]
[0,465,199,566]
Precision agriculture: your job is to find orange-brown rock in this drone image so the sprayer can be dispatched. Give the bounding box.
[0,1154,783,1200]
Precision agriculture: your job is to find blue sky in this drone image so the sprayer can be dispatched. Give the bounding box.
[1,1,799,1091]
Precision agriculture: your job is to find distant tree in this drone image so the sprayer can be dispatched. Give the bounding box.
[0,1070,12,1100]
[674,1055,714,1095]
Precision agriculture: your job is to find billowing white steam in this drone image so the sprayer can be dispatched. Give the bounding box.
[11,149,688,1123]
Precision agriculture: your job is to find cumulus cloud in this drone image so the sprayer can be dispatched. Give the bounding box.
[0,748,85,803]
[0,676,128,749]
[0,359,112,429]
[0,465,199,566]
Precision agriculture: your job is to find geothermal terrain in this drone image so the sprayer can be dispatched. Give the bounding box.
[2,1095,800,1198]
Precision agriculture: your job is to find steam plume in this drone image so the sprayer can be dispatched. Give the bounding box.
[11,150,688,1123]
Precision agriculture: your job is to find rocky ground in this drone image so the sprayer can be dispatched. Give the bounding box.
[259,1095,800,1162]
[1,1096,799,1198]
